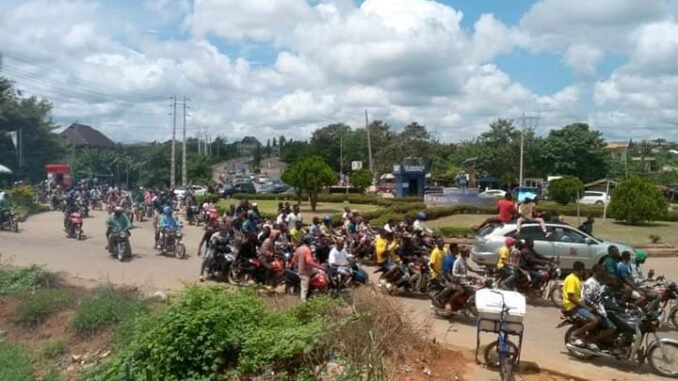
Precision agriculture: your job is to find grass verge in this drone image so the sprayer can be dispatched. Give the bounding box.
[0,342,34,381]
[0,265,58,297]
[13,288,75,326]
[72,287,147,336]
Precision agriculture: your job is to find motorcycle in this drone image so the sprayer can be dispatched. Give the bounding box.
[228,256,268,286]
[329,259,369,291]
[497,258,562,308]
[0,208,19,233]
[429,276,486,318]
[158,227,186,259]
[133,202,144,223]
[187,205,201,225]
[559,307,678,378]
[109,231,131,262]
[282,268,332,297]
[91,197,102,211]
[376,257,431,296]
[66,212,84,240]
[651,277,678,329]
[77,199,89,218]
[204,244,237,281]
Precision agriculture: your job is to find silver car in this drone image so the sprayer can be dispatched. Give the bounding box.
[471,222,634,272]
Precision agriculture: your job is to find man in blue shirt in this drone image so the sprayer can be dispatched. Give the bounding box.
[158,206,180,249]
[602,246,620,277]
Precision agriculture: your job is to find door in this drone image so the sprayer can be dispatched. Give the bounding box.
[408,179,418,197]
[517,226,554,257]
[550,226,592,270]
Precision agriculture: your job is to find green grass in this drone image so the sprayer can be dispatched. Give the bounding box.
[41,340,66,360]
[427,213,678,245]
[72,287,147,336]
[14,289,75,326]
[0,265,56,297]
[220,198,381,220]
[0,342,34,381]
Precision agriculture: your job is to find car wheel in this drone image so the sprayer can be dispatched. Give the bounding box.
[595,201,603,205]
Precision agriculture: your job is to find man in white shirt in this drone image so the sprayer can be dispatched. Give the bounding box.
[285,205,303,225]
[329,239,350,285]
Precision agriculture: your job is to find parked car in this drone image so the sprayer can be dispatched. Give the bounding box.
[174,185,208,199]
[257,176,269,184]
[220,184,236,198]
[470,222,634,272]
[578,191,610,205]
[478,189,506,199]
[233,182,256,194]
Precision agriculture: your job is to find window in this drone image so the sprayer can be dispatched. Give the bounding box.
[515,226,546,241]
[551,227,587,244]
[584,192,601,197]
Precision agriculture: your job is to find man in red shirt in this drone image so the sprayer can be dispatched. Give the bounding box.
[474,193,516,232]
[291,235,325,301]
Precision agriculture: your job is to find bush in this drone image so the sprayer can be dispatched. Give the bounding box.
[41,340,66,360]
[96,287,334,380]
[0,342,33,381]
[72,287,147,335]
[0,265,57,297]
[438,226,474,238]
[350,169,373,191]
[548,176,584,205]
[14,288,74,326]
[609,177,668,225]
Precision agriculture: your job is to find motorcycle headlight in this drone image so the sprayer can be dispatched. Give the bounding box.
[118,232,127,238]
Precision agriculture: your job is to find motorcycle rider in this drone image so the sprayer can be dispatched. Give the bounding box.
[290,220,305,245]
[519,238,555,288]
[602,245,620,277]
[629,250,649,285]
[0,191,11,225]
[497,237,516,290]
[375,230,401,285]
[320,215,334,237]
[157,206,180,250]
[199,222,231,282]
[617,251,647,308]
[197,214,220,257]
[413,212,432,235]
[290,234,325,302]
[105,206,131,253]
[308,217,321,237]
[563,261,600,350]
[582,264,618,351]
[429,238,446,281]
[329,238,350,286]
[448,247,482,311]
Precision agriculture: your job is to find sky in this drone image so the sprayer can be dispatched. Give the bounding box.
[1,0,678,143]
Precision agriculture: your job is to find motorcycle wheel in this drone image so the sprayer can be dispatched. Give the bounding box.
[175,243,187,259]
[648,340,678,378]
[117,242,126,262]
[284,283,301,295]
[12,220,19,233]
[669,306,678,329]
[228,266,245,286]
[549,284,563,308]
[465,295,478,317]
[76,227,82,240]
[483,340,519,368]
[563,326,595,360]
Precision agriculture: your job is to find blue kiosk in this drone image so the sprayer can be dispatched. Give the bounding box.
[393,161,428,198]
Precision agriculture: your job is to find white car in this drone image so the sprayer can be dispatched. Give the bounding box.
[174,185,208,199]
[478,189,507,199]
[578,191,610,205]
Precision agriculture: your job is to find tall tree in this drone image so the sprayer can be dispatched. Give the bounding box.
[265,139,271,157]
[309,123,351,172]
[279,135,287,147]
[538,123,607,182]
[272,137,277,147]
[0,77,65,182]
[282,156,336,211]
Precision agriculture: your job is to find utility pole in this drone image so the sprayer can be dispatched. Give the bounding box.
[365,109,374,177]
[519,113,540,187]
[170,95,177,189]
[181,96,189,187]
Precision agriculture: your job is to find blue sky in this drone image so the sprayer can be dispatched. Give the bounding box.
[1,0,677,142]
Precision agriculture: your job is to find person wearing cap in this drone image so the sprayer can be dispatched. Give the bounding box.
[629,250,649,286]
[290,235,325,301]
[320,215,333,236]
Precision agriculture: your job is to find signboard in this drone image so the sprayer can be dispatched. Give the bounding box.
[351,161,363,170]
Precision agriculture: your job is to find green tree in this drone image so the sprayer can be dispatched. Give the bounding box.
[0,77,65,182]
[252,144,262,173]
[265,139,271,157]
[609,177,668,225]
[280,141,314,164]
[188,155,212,184]
[282,156,336,211]
[538,123,607,182]
[309,123,351,171]
[350,169,373,191]
[548,176,584,205]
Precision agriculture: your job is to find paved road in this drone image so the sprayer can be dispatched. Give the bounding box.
[1,211,677,380]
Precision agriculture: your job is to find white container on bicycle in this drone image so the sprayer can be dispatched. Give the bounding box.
[476,289,526,324]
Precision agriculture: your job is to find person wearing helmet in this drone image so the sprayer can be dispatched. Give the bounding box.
[105,206,131,252]
[290,234,325,301]
[320,215,333,237]
[158,205,180,250]
[413,212,432,235]
[629,250,649,286]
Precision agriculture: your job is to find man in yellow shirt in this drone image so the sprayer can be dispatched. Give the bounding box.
[562,261,600,350]
[497,237,515,290]
[290,220,305,245]
[429,238,445,279]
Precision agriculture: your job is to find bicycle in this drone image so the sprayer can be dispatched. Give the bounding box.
[482,290,518,381]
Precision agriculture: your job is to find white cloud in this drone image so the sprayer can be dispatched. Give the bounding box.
[562,44,604,78]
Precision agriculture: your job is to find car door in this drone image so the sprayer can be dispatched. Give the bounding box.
[551,226,592,270]
[518,226,554,258]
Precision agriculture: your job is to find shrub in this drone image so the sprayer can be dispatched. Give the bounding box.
[0,342,33,381]
[609,177,668,225]
[14,288,74,326]
[548,176,584,205]
[72,287,146,335]
[0,265,57,297]
[41,340,66,360]
[350,169,373,191]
